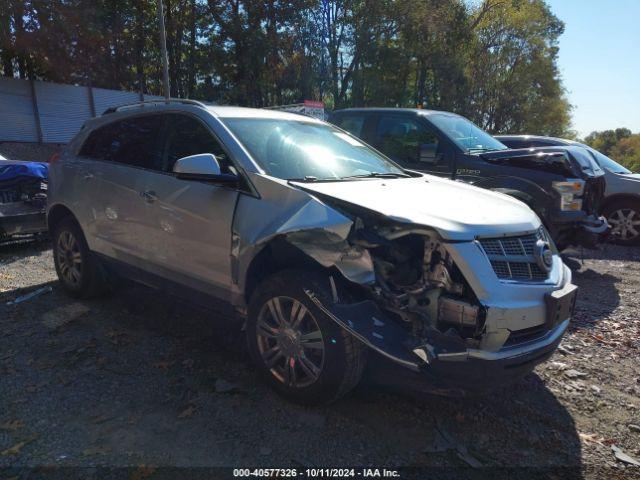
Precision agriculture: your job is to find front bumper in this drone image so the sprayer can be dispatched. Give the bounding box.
[369,320,568,396]
[551,212,609,248]
[307,238,576,394]
[0,203,47,238]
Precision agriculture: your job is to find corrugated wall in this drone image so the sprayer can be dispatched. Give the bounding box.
[35,81,93,144]
[0,77,39,142]
[0,77,162,144]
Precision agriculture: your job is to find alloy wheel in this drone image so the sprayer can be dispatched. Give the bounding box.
[56,230,83,287]
[607,208,640,241]
[256,296,325,388]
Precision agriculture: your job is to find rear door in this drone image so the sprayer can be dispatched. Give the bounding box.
[369,114,455,177]
[82,114,164,267]
[132,112,240,299]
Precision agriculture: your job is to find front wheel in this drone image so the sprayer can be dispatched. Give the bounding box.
[603,200,640,246]
[246,270,366,405]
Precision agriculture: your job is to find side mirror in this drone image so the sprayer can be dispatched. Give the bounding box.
[173,153,238,185]
[418,143,438,164]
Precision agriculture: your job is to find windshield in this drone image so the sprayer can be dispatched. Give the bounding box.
[585,146,632,174]
[222,118,407,181]
[427,113,508,153]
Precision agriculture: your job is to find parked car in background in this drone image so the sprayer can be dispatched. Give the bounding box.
[47,100,577,404]
[497,135,640,246]
[0,157,48,242]
[329,109,608,250]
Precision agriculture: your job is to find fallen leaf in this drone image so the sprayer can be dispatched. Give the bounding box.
[130,465,156,480]
[178,405,196,418]
[91,414,114,424]
[153,361,173,372]
[0,436,37,456]
[0,420,24,431]
[579,432,600,444]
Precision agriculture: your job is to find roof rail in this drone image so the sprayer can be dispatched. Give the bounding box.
[102,98,211,115]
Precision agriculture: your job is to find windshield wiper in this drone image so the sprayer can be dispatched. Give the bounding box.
[339,172,411,180]
[467,147,498,153]
[287,176,320,182]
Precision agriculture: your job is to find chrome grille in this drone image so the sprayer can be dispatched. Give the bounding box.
[479,228,551,281]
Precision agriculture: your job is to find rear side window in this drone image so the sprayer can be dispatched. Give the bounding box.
[500,138,527,149]
[333,115,365,138]
[79,115,163,169]
[162,114,230,172]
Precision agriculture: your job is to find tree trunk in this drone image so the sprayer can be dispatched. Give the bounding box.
[12,0,26,78]
[136,0,145,96]
[186,0,196,97]
[0,0,14,77]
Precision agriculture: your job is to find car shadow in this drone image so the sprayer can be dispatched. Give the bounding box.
[0,236,51,264]
[0,280,583,473]
[562,246,624,328]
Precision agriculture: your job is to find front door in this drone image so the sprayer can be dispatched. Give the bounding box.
[370,114,455,178]
[134,113,240,299]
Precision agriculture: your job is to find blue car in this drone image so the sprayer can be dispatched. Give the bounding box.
[0,155,49,241]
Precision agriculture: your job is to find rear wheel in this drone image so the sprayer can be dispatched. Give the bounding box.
[246,270,366,405]
[52,218,108,298]
[603,200,640,246]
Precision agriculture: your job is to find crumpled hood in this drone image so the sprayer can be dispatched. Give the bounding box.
[481,146,604,178]
[291,175,541,241]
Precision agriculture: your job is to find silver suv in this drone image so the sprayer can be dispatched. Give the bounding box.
[48,100,577,404]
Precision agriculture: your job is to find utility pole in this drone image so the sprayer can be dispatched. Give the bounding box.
[157,0,170,99]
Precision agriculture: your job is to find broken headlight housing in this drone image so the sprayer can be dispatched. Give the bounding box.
[365,232,483,338]
[552,179,585,212]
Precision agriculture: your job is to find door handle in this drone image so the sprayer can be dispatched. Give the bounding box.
[140,190,157,202]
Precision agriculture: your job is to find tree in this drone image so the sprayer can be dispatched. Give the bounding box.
[0,0,573,136]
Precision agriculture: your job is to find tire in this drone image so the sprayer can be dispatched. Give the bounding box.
[52,217,108,298]
[246,269,366,405]
[602,199,640,246]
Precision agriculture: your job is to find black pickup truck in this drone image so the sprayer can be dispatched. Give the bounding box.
[329,108,608,249]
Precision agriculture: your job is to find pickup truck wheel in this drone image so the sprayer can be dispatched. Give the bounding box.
[603,200,640,246]
[52,218,108,298]
[246,270,366,405]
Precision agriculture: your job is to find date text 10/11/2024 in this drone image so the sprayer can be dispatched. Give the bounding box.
[233,468,401,478]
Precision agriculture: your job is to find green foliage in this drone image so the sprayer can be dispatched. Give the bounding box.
[585,129,640,173]
[0,0,572,134]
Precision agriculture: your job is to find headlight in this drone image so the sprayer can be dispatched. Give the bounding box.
[552,179,585,211]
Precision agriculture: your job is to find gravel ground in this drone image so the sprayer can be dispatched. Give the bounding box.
[1,241,639,478]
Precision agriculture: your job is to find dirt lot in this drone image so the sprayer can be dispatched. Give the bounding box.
[1,241,639,478]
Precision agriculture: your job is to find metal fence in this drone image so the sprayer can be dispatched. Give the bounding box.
[0,77,162,144]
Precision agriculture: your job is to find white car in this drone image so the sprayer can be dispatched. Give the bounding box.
[47,100,577,404]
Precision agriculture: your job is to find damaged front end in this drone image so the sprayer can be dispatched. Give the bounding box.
[0,161,48,242]
[233,173,573,393]
[302,218,486,373]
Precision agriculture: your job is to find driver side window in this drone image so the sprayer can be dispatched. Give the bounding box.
[373,116,442,168]
[162,114,232,173]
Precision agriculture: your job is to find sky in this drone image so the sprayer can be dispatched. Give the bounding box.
[546,0,640,138]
